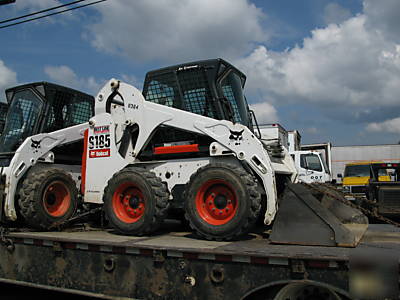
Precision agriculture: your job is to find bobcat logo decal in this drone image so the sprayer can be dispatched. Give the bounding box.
[229,129,244,145]
[31,139,41,151]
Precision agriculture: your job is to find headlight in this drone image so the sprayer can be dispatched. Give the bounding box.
[343,186,350,193]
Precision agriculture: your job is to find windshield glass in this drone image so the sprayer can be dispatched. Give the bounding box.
[220,71,249,125]
[0,89,42,152]
[300,153,323,172]
[344,165,370,177]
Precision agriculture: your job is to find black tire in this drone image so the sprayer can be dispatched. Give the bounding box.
[184,163,261,241]
[103,167,169,235]
[18,165,79,230]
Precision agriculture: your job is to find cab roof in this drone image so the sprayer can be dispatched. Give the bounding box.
[5,81,93,104]
[145,58,246,84]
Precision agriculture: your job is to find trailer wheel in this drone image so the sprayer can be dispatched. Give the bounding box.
[18,165,79,230]
[103,167,169,235]
[184,163,261,241]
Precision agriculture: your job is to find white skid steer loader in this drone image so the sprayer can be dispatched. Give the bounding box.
[82,59,367,245]
[0,60,368,246]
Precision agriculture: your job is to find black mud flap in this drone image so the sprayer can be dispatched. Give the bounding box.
[270,183,368,247]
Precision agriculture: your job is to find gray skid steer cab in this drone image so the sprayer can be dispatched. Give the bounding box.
[0,82,94,229]
[0,61,368,247]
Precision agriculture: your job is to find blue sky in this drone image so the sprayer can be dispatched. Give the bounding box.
[0,0,399,146]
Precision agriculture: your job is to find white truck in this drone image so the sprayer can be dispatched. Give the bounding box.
[259,124,332,183]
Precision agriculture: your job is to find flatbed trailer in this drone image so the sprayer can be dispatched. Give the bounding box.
[1,223,399,300]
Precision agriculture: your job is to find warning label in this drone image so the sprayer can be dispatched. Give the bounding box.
[89,149,110,158]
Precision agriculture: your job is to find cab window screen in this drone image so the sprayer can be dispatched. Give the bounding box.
[44,91,93,132]
[144,68,217,118]
[220,71,248,125]
[145,77,177,107]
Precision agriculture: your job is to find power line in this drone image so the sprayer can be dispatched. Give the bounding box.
[0,0,107,29]
[0,0,88,24]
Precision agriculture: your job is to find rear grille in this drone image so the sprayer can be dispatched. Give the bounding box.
[379,188,400,213]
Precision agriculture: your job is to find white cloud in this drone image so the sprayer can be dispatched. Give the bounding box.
[121,74,142,90]
[88,0,266,63]
[367,117,400,134]
[4,0,78,25]
[250,102,278,124]
[43,66,141,95]
[364,0,400,43]
[0,60,17,101]
[44,65,103,95]
[323,3,352,25]
[14,0,62,11]
[235,1,400,125]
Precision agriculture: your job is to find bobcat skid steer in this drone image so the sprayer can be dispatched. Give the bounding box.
[81,59,368,246]
[0,82,94,229]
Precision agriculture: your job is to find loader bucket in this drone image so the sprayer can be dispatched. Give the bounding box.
[269,183,368,247]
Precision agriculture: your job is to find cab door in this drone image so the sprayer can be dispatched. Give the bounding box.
[298,153,326,183]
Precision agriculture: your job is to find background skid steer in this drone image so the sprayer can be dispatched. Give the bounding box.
[0,82,94,228]
[0,60,367,246]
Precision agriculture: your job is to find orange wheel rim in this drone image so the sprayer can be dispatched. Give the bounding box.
[112,182,145,223]
[195,179,238,225]
[43,181,71,217]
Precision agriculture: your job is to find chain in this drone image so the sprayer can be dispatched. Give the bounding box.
[302,182,400,228]
[49,207,103,230]
[0,206,102,251]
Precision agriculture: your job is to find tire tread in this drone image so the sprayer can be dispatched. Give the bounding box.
[184,163,261,241]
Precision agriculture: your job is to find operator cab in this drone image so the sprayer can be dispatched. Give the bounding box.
[140,59,255,161]
[143,58,252,128]
[0,82,94,166]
